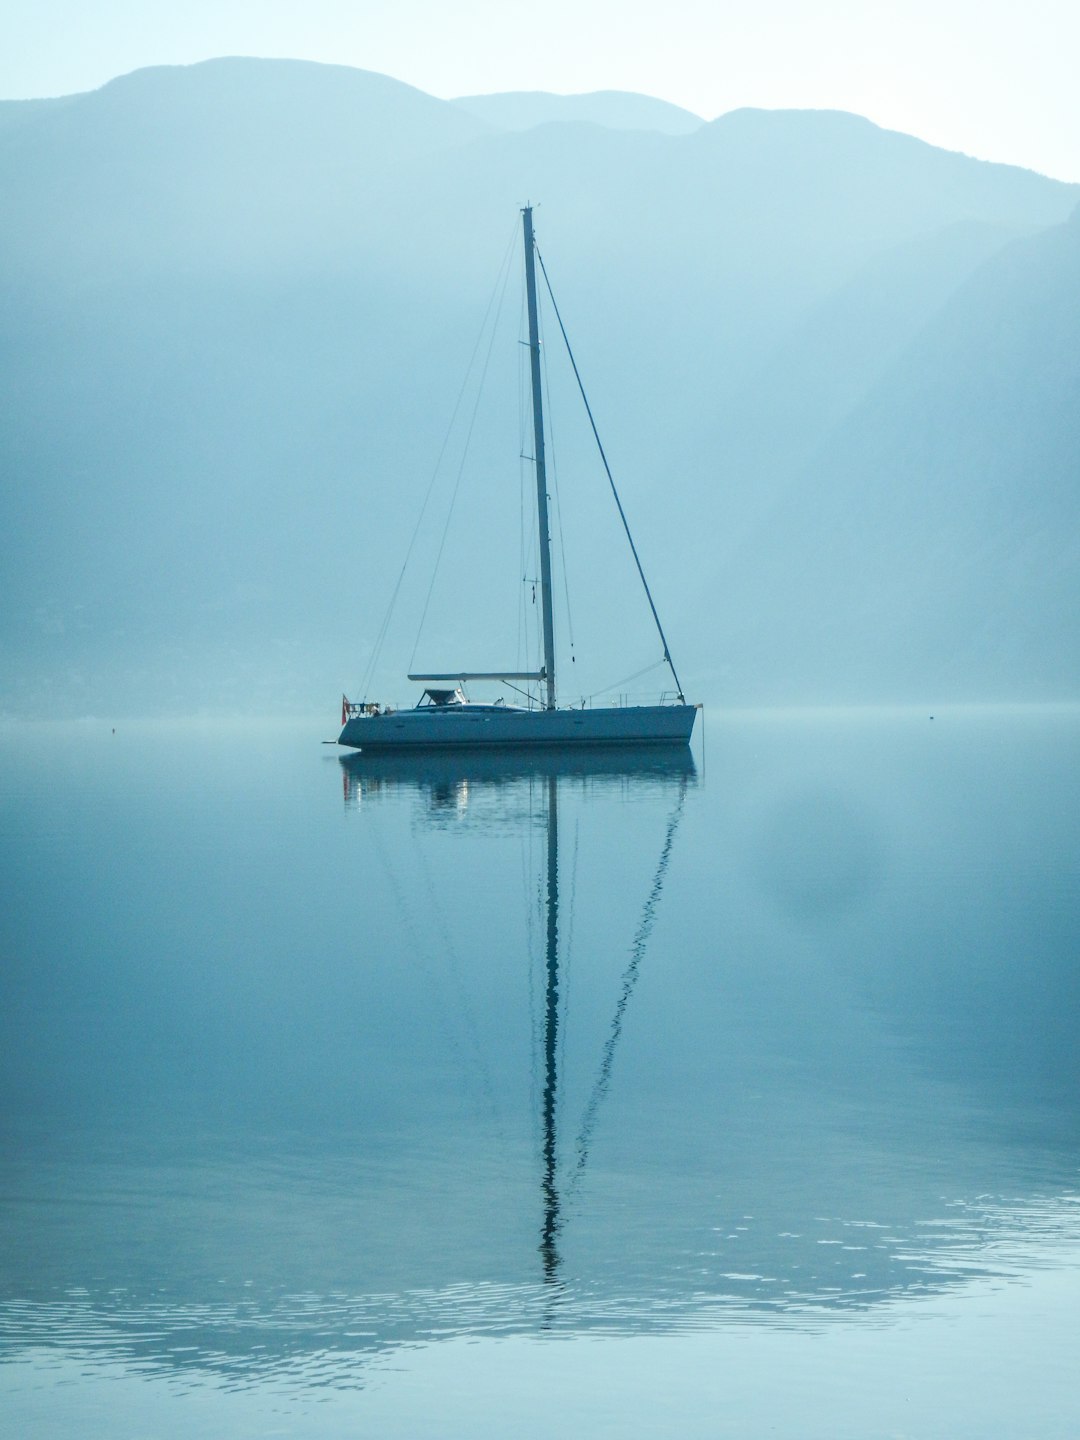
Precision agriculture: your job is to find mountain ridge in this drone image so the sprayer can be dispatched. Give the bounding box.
[451,88,703,135]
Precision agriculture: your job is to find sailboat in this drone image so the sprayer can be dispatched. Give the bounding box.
[338,206,697,752]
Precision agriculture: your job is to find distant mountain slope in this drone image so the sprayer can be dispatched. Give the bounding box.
[1,58,1078,715]
[717,205,1080,701]
[705,218,1030,531]
[694,108,1073,249]
[0,57,490,274]
[0,96,79,132]
[451,89,703,134]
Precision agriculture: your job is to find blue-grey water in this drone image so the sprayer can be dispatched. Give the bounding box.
[2,708,1078,1437]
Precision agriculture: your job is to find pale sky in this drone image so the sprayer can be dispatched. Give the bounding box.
[3,0,1079,181]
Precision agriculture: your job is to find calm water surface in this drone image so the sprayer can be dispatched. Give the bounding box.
[1,708,1078,1437]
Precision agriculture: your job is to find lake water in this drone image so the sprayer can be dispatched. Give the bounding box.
[2,707,1078,1437]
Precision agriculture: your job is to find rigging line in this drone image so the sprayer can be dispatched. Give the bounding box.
[357,218,520,699]
[570,776,688,1185]
[365,809,485,1112]
[535,245,687,703]
[422,884,507,1135]
[558,810,580,1089]
[501,679,542,705]
[538,283,577,660]
[410,230,518,670]
[521,474,543,699]
[586,658,666,701]
[518,280,542,702]
[517,273,528,676]
[412,833,506,1133]
[521,272,543,700]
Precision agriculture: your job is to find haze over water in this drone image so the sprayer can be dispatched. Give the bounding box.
[1,706,1078,1436]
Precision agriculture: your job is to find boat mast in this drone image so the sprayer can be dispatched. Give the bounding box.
[523,206,557,711]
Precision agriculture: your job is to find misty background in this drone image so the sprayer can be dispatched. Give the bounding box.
[2,56,1078,717]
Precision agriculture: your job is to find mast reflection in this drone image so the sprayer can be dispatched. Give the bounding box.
[339,745,695,1287]
[540,772,562,1284]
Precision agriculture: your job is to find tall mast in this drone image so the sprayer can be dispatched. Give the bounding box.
[523,206,557,711]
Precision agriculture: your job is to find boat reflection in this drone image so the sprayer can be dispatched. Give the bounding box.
[342,745,694,1292]
[340,743,697,811]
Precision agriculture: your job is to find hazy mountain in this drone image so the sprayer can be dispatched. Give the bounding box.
[713,205,1080,701]
[0,96,80,132]
[1,58,1077,717]
[0,57,489,276]
[451,89,703,134]
[691,217,1032,567]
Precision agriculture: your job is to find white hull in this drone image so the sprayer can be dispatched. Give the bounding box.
[338,703,696,751]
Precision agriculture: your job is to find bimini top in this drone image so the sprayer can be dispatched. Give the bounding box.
[414,688,528,715]
[419,688,467,707]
